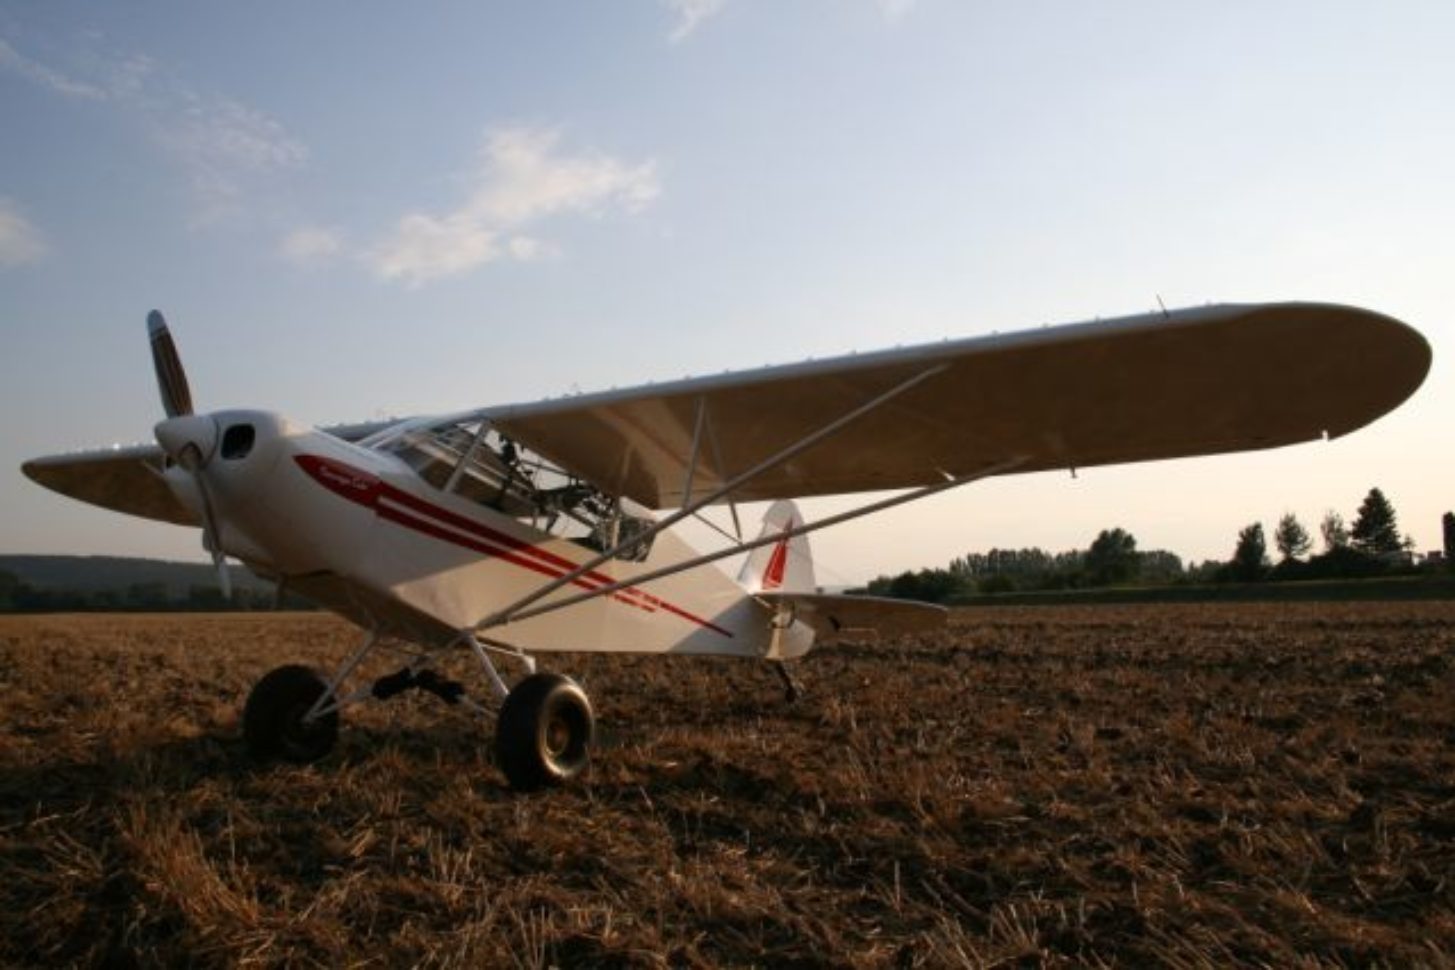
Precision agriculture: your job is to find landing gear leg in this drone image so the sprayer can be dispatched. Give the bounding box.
[774,661,805,703]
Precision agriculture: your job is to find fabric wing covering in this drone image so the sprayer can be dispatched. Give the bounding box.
[486,302,1431,510]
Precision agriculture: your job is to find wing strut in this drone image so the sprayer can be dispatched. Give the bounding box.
[444,419,491,494]
[471,364,949,632]
[475,453,1027,631]
[704,403,743,541]
[684,396,743,542]
[681,396,707,502]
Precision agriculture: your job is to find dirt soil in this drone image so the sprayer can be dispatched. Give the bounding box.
[1,603,1452,967]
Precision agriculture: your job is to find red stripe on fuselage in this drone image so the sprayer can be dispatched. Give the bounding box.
[376,497,649,607]
[372,476,658,610]
[293,454,731,637]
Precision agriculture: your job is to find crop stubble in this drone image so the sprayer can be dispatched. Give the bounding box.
[0,602,1452,966]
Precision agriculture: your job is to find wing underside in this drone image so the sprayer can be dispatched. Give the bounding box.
[22,444,195,526]
[486,303,1430,509]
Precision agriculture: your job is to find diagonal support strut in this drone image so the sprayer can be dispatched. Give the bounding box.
[480,454,1027,631]
[471,364,949,633]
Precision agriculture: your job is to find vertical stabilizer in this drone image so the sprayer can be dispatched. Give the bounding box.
[738,499,815,593]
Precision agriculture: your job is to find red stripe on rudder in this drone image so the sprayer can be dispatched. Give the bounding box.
[762,534,790,590]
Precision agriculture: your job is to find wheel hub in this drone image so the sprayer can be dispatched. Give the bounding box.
[545,715,572,756]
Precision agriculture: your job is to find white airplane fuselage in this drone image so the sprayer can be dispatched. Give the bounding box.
[172,409,810,660]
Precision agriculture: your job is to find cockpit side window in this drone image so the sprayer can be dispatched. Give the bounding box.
[370,417,655,561]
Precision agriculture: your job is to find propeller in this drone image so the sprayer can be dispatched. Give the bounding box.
[149,311,231,599]
[149,309,193,418]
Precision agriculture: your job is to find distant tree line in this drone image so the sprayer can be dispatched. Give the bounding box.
[1218,486,1439,583]
[0,571,314,613]
[865,487,1451,603]
[864,526,1185,601]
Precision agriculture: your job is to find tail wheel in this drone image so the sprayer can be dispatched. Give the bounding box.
[496,673,594,791]
[243,664,339,763]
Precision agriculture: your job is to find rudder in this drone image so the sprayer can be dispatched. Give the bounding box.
[737,499,815,593]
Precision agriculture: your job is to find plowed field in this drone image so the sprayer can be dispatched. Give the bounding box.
[2,603,1452,966]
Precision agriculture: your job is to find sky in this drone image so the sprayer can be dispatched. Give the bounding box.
[1,1,1452,585]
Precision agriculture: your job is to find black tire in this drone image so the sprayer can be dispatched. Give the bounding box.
[496,673,594,791]
[243,664,339,763]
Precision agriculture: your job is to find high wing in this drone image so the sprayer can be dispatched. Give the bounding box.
[24,303,1429,525]
[757,592,948,637]
[22,443,195,526]
[485,302,1430,509]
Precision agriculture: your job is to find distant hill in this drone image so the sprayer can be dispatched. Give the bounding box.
[0,555,274,598]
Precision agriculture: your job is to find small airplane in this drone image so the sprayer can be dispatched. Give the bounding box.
[22,302,1430,789]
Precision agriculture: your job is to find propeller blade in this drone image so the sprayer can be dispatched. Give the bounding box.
[148,309,193,418]
[148,312,226,598]
[178,443,232,600]
[196,475,233,600]
[212,547,233,600]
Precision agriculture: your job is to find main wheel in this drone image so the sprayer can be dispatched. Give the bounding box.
[243,664,339,763]
[496,673,594,791]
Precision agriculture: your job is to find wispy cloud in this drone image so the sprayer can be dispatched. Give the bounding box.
[660,0,915,42]
[0,199,48,267]
[506,235,553,261]
[0,36,108,99]
[876,0,917,23]
[161,94,308,224]
[279,225,344,266]
[663,0,727,43]
[663,0,913,41]
[0,32,305,225]
[369,127,658,286]
[371,214,501,284]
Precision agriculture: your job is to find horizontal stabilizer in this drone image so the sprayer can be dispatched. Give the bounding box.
[757,591,947,637]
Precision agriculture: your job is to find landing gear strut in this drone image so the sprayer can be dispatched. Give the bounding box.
[242,633,596,791]
[774,662,805,703]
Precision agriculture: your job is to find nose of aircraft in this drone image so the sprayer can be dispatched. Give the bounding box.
[154,413,219,466]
